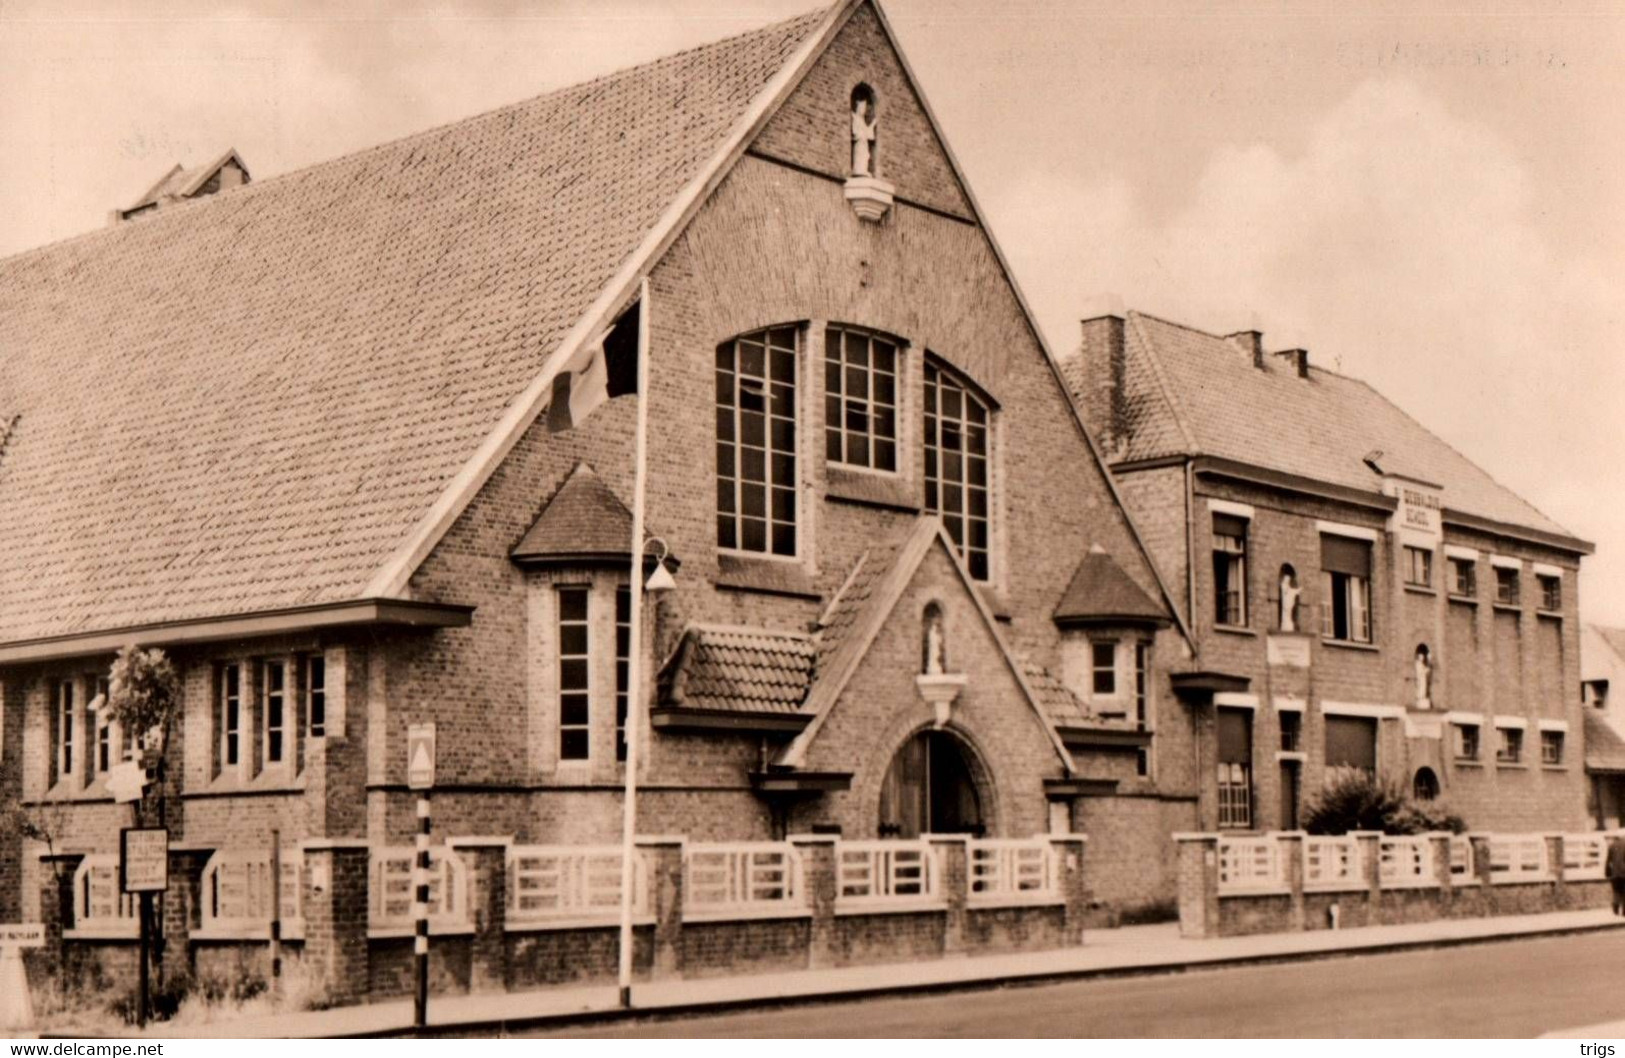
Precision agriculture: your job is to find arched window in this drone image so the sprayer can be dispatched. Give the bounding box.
[825,325,899,472]
[716,327,799,557]
[923,359,992,581]
[1413,767,1440,801]
[879,729,984,838]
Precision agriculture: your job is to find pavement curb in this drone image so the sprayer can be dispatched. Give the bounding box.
[353,916,1625,1039]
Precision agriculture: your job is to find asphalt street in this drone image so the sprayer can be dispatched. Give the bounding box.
[522,929,1625,1038]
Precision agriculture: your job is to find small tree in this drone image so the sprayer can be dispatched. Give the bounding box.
[1303,766,1466,835]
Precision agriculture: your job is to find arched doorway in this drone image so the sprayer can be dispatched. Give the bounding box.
[1413,767,1440,801]
[878,729,985,838]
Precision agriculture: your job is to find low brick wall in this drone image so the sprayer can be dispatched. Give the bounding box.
[1178,830,1619,939]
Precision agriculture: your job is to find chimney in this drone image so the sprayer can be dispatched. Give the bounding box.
[1273,348,1310,378]
[1226,330,1265,369]
[1074,311,1128,454]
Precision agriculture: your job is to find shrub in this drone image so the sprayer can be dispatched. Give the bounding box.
[1303,766,1467,835]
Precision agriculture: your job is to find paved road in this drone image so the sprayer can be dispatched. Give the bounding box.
[522,930,1625,1038]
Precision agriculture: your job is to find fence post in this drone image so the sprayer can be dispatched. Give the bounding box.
[1428,833,1453,916]
[300,840,371,1010]
[1351,831,1382,921]
[636,837,684,980]
[1173,833,1220,939]
[928,836,968,956]
[449,837,510,994]
[1547,833,1566,908]
[1048,835,1090,945]
[1276,831,1305,932]
[789,835,838,969]
[161,846,211,985]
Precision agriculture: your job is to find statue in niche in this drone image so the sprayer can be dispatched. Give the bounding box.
[1414,645,1433,708]
[1279,566,1301,633]
[851,89,878,177]
[923,605,946,675]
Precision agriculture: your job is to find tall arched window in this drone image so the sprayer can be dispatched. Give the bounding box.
[716,327,798,557]
[923,359,991,581]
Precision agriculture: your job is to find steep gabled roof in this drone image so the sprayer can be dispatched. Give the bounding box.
[511,463,664,565]
[1585,710,1625,774]
[778,516,1074,772]
[1109,312,1581,546]
[0,5,832,644]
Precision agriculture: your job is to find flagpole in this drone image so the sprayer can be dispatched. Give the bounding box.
[616,277,651,1008]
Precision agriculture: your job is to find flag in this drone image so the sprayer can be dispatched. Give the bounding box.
[547,300,640,432]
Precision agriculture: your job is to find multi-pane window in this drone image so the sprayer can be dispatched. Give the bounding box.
[95,677,113,775]
[923,360,991,581]
[1540,730,1564,765]
[1538,574,1562,613]
[1134,643,1150,777]
[824,327,898,472]
[263,661,287,766]
[55,679,76,784]
[218,664,242,770]
[1403,546,1432,588]
[1454,723,1480,762]
[1495,566,1520,606]
[716,328,798,557]
[557,587,591,761]
[1091,641,1117,696]
[1212,514,1248,627]
[1496,726,1523,764]
[1320,535,1373,643]
[615,586,632,763]
[306,655,327,739]
[1448,557,1477,598]
[1216,708,1252,829]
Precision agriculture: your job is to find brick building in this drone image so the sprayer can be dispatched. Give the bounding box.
[0,0,1210,991]
[1062,312,1594,837]
[1581,624,1625,828]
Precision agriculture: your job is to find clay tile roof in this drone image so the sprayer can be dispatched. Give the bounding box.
[1585,711,1625,774]
[1053,545,1168,625]
[0,6,827,643]
[659,624,817,714]
[1023,662,1087,725]
[1110,312,1579,543]
[511,463,659,563]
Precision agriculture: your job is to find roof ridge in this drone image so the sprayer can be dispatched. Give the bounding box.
[1125,310,1199,455]
[0,4,830,269]
[691,622,815,641]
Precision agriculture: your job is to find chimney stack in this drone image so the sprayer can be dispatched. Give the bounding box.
[1073,307,1127,454]
[1226,330,1265,369]
[1273,348,1310,378]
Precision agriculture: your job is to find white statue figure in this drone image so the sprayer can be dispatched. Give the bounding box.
[925,610,945,675]
[1415,647,1433,708]
[851,94,877,177]
[1279,569,1301,633]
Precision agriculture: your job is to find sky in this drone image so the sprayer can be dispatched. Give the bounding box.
[2,0,1623,622]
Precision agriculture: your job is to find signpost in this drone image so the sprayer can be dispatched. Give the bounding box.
[406,723,435,1033]
[121,827,169,1028]
[0,924,44,1037]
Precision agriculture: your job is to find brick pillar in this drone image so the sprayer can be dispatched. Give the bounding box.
[450,837,510,994]
[301,841,370,1009]
[1352,831,1382,923]
[161,846,212,984]
[1547,833,1566,908]
[1048,835,1089,946]
[1470,833,1494,915]
[1428,833,1454,915]
[35,853,81,979]
[929,836,968,955]
[1277,831,1306,932]
[637,837,683,980]
[790,835,837,968]
[1173,833,1219,939]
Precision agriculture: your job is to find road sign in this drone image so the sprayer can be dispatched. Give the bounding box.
[105,761,148,804]
[0,924,44,948]
[407,722,436,791]
[120,827,169,893]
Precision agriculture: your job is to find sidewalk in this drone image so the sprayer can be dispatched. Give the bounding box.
[139,907,1625,1038]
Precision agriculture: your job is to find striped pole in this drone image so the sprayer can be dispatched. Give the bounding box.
[413,793,431,1031]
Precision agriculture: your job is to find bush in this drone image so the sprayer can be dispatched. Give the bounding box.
[1303,766,1466,836]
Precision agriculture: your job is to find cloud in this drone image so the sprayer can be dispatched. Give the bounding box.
[986,75,1625,619]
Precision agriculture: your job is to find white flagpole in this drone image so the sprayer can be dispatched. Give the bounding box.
[616,276,651,1008]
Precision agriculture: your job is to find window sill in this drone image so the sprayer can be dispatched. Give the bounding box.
[1537,610,1563,620]
[1492,603,1522,615]
[1321,638,1379,652]
[1453,758,1483,769]
[40,784,115,804]
[714,554,821,600]
[1448,594,1479,606]
[1495,761,1528,770]
[1404,585,1436,597]
[1213,624,1257,638]
[1542,763,1569,771]
[193,773,307,797]
[824,466,918,512]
